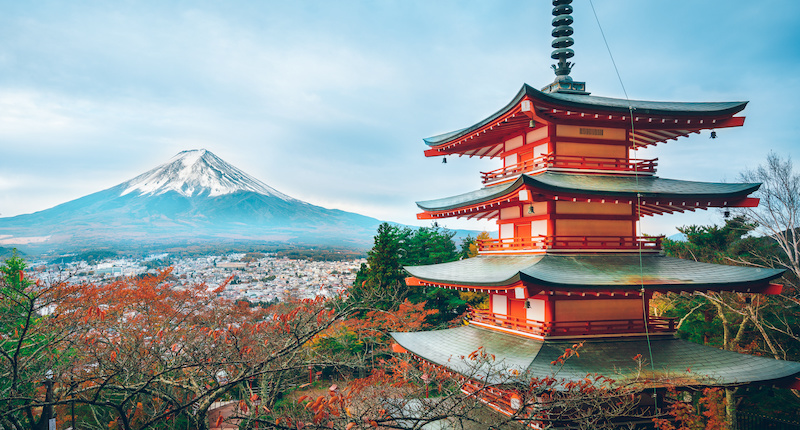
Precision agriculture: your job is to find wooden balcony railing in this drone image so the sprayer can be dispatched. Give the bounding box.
[480,153,657,184]
[477,235,664,252]
[469,308,677,337]
[461,381,521,416]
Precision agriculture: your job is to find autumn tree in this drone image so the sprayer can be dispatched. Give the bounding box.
[658,215,800,421]
[248,343,659,430]
[0,254,687,430]
[0,268,358,430]
[659,217,778,350]
[325,223,465,382]
[654,388,730,430]
[0,253,84,430]
[736,153,800,362]
[310,298,437,386]
[0,247,452,430]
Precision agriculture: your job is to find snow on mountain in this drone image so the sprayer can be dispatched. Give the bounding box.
[0,149,386,251]
[121,149,295,200]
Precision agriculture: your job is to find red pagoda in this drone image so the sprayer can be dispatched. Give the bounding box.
[391,0,800,422]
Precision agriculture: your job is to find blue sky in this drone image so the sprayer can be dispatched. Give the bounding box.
[2,1,799,236]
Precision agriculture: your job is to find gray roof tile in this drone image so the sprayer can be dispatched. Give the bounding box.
[404,254,784,291]
[424,84,747,147]
[416,172,759,212]
[391,326,800,388]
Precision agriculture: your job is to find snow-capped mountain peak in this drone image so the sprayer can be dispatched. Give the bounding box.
[120,149,294,200]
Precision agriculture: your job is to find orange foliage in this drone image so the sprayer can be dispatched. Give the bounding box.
[310,298,436,357]
[45,269,350,430]
[357,299,436,333]
[654,388,729,430]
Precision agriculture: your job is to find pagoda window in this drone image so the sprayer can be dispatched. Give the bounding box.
[554,298,642,323]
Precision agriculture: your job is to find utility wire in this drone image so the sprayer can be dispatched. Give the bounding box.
[588,0,659,410]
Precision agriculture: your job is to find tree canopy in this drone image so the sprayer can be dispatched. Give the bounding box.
[350,222,465,327]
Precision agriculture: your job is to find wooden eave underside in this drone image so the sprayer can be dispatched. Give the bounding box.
[424,97,745,158]
[406,276,783,296]
[538,107,745,148]
[424,104,528,159]
[409,277,648,296]
[417,187,758,220]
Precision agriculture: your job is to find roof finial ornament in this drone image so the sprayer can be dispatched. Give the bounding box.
[542,0,589,95]
[551,0,575,79]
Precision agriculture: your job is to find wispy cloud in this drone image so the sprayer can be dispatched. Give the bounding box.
[1,0,798,236]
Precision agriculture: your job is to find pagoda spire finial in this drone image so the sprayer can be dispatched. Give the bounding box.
[542,0,589,94]
[551,0,575,78]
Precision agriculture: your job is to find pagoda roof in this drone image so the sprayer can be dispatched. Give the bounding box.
[404,254,784,292]
[390,326,800,388]
[416,172,759,217]
[423,84,747,156]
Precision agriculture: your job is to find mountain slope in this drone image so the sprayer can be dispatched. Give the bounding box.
[0,150,383,251]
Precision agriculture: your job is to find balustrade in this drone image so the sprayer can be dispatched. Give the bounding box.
[477,235,663,252]
[480,153,657,184]
[468,308,676,337]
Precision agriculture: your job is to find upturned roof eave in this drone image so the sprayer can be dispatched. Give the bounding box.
[403,254,786,291]
[403,254,540,288]
[415,175,524,212]
[515,271,787,292]
[415,173,761,213]
[423,84,748,147]
[534,85,748,118]
[407,268,786,292]
[523,174,762,200]
[405,270,524,289]
[390,326,800,388]
[423,85,531,147]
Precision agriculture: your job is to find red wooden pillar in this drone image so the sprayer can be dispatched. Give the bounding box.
[543,294,555,333]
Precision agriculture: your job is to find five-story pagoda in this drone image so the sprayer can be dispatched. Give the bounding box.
[391,0,800,420]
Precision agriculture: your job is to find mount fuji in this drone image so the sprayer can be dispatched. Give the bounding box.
[0,150,384,251]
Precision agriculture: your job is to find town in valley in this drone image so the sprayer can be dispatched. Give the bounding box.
[26,251,365,304]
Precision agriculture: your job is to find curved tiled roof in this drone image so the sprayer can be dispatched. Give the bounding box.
[416,172,760,212]
[544,89,747,117]
[391,326,800,388]
[423,84,747,147]
[404,254,784,291]
[407,255,543,286]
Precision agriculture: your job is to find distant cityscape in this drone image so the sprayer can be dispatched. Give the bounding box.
[27,252,365,303]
